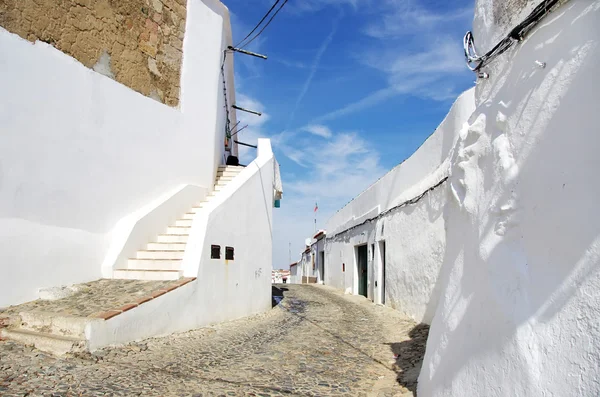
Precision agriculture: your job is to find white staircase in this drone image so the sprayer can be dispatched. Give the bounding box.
[113,165,244,280]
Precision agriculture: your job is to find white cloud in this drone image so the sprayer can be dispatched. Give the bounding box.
[273,128,385,267]
[303,124,332,138]
[233,93,270,164]
[311,3,473,123]
[285,0,363,14]
[363,2,472,39]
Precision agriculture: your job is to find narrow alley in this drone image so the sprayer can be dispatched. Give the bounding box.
[0,285,426,396]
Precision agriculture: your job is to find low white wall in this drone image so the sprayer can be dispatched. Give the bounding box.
[419,1,600,396]
[324,89,475,323]
[88,140,275,349]
[0,0,235,307]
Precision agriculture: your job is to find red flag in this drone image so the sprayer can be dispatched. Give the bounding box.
[314,202,318,212]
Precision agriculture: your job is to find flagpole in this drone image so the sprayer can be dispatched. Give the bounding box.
[314,201,318,233]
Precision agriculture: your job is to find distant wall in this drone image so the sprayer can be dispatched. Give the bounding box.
[324,89,475,323]
[0,0,186,106]
[419,0,600,396]
[290,265,299,284]
[0,0,237,308]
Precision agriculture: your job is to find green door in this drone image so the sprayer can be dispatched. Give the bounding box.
[357,245,368,297]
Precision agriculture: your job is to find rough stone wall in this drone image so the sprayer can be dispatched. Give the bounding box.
[492,0,531,26]
[0,0,186,106]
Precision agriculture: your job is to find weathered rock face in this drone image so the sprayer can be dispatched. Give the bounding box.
[0,0,186,106]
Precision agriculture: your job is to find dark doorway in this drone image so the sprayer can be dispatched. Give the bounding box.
[357,245,368,297]
[319,251,325,284]
[379,241,386,305]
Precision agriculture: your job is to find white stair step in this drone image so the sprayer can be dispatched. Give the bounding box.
[113,269,183,281]
[18,312,90,338]
[157,234,189,243]
[213,185,226,191]
[217,171,241,177]
[175,219,193,227]
[147,242,187,251]
[181,213,196,220]
[127,258,183,269]
[0,328,85,356]
[135,250,185,260]
[166,226,191,234]
[189,207,204,214]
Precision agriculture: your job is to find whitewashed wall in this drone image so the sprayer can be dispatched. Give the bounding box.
[88,140,275,349]
[0,0,237,308]
[419,1,600,396]
[324,89,475,322]
[314,237,326,283]
[289,265,299,284]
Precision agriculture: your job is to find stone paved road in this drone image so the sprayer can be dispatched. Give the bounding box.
[0,285,428,396]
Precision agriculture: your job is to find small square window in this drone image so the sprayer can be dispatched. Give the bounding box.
[225,246,234,260]
[211,245,221,259]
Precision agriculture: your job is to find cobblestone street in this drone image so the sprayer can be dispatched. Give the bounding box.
[0,285,428,396]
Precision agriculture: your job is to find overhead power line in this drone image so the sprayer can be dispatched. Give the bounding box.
[234,0,281,48]
[464,0,562,73]
[240,0,289,49]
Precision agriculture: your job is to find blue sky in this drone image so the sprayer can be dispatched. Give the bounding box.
[223,0,476,268]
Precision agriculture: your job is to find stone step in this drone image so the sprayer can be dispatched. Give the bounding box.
[156,234,188,243]
[188,207,204,214]
[174,219,193,227]
[146,242,187,251]
[217,171,241,177]
[216,176,234,182]
[18,311,90,338]
[0,328,85,356]
[166,226,191,235]
[113,269,183,281]
[181,212,196,220]
[127,258,183,270]
[218,165,244,170]
[135,250,185,260]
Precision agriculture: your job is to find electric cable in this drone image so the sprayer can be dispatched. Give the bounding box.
[464,0,562,72]
[234,0,281,48]
[240,0,289,49]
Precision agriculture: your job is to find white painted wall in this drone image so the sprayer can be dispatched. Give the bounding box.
[324,89,475,322]
[88,139,276,349]
[289,264,299,284]
[0,0,237,308]
[314,237,326,284]
[419,1,600,396]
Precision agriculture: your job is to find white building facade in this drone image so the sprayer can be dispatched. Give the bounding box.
[0,0,281,350]
[321,0,600,395]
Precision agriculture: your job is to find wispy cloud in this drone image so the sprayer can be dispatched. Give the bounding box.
[363,2,472,39]
[234,93,270,164]
[287,15,342,126]
[303,124,333,138]
[285,0,363,14]
[274,126,386,265]
[312,1,473,122]
[272,57,309,69]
